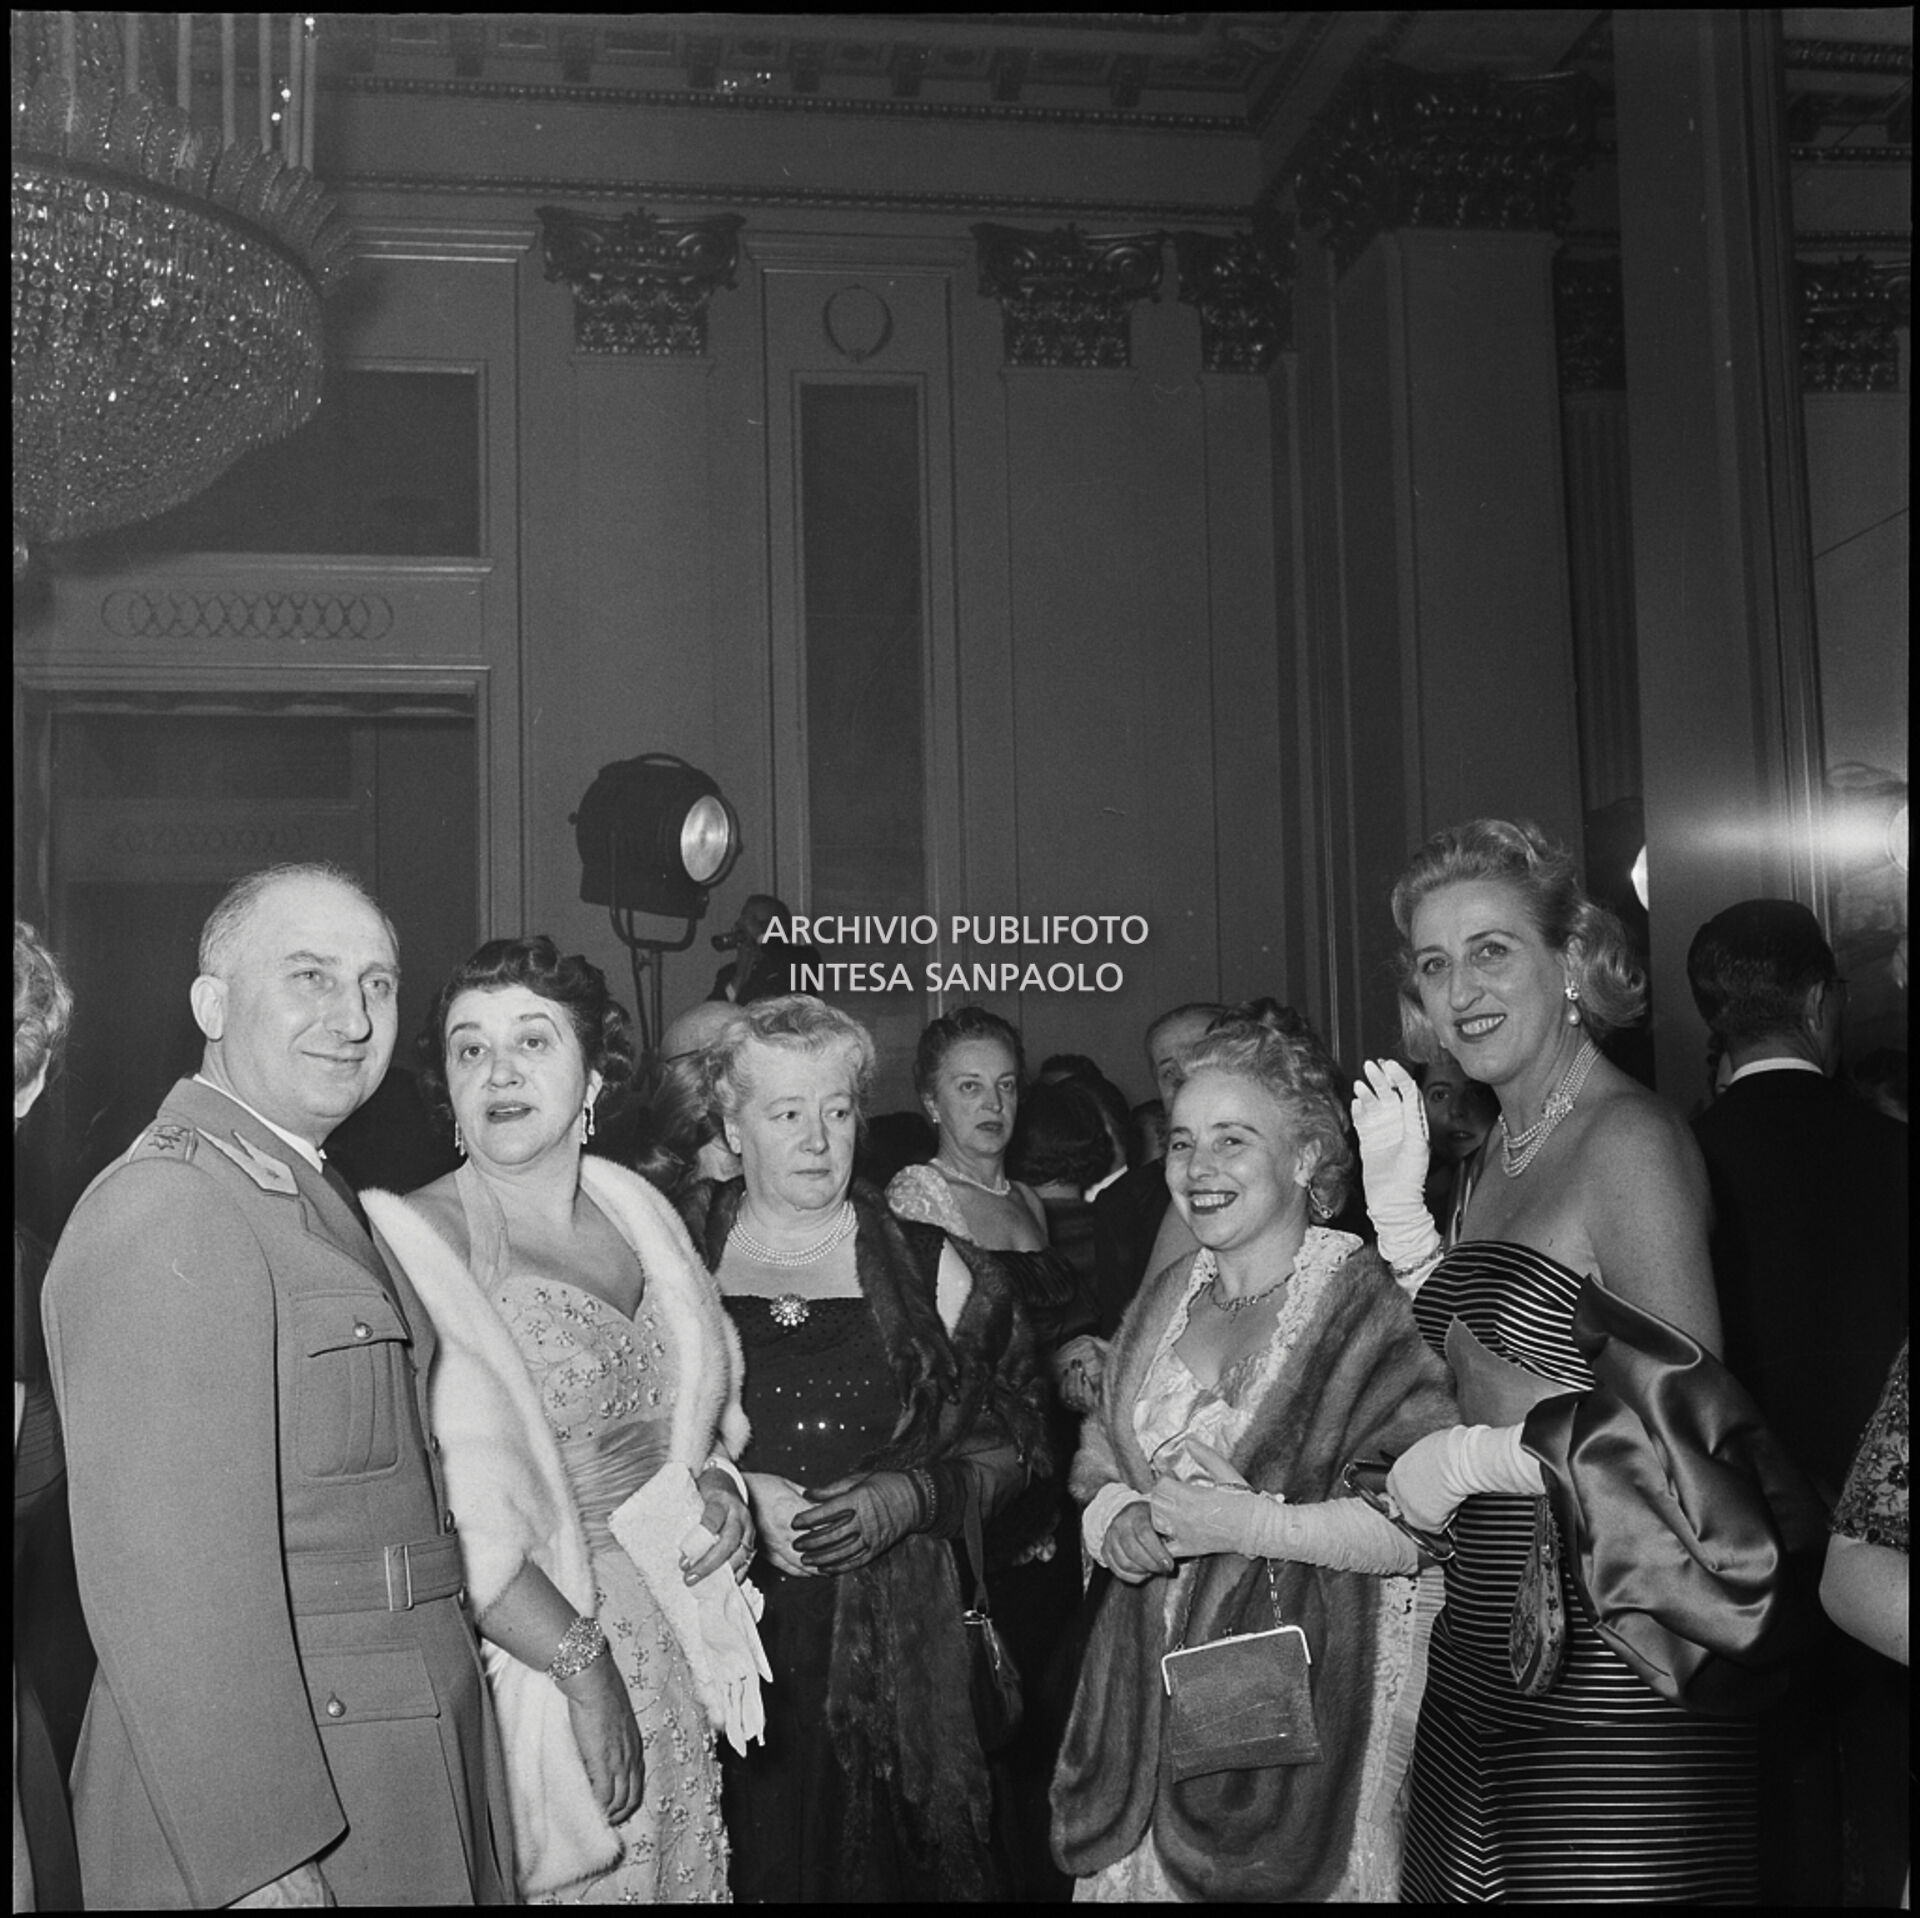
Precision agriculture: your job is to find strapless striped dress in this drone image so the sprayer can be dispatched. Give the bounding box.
[1402,1243,1758,1904]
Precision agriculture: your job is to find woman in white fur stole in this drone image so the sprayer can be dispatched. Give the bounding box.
[364,937,751,1905]
[1051,1020,1457,1901]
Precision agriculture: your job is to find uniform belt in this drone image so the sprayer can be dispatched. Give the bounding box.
[284,1534,465,1615]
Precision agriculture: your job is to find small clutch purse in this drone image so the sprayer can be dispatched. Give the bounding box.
[959,1478,1024,1756]
[1159,1561,1321,1780]
[1509,1494,1571,1698]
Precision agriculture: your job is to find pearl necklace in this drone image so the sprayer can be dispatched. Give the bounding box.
[727,1201,858,1268]
[1499,1040,1601,1177]
[934,1157,1012,1198]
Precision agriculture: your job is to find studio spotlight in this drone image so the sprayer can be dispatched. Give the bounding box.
[571,753,740,1052]
[573,754,739,919]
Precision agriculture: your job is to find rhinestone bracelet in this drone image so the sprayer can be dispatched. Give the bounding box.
[546,1615,608,1684]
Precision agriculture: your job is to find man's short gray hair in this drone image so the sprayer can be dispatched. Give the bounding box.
[198,863,396,977]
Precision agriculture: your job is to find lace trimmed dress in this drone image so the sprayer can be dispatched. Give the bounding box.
[1403,1242,1758,1904]
[1080,1232,1440,1905]
[496,1274,729,1904]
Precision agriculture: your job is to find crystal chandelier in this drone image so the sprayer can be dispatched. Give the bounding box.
[11,11,350,574]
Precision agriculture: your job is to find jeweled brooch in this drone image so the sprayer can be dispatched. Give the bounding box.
[769,1294,810,1330]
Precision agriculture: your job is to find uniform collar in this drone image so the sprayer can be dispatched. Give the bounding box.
[191,1073,326,1172]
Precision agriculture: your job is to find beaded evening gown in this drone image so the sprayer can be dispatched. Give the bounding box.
[494,1273,730,1904]
[1403,1242,1758,1903]
[720,1296,948,1903]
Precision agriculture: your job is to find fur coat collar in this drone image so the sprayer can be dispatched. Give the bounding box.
[364,1156,746,1900]
[683,1175,1048,1895]
[1051,1241,1456,1901]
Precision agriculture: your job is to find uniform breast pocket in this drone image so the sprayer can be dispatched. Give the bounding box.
[294,1291,414,1479]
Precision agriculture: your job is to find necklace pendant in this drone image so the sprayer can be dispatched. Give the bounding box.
[769,1294,811,1330]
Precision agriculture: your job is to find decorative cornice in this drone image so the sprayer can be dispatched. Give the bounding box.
[537,207,744,355]
[1291,60,1602,271]
[1799,257,1912,393]
[1783,39,1913,76]
[1172,230,1292,371]
[101,591,395,642]
[1555,249,1913,394]
[1790,143,1914,165]
[1553,255,1626,393]
[971,224,1165,369]
[328,72,1248,136]
[337,169,1244,226]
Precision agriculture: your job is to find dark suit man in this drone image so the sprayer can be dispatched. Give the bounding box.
[44,865,511,1908]
[706,892,822,1005]
[1687,898,1908,1908]
[1090,1002,1222,1335]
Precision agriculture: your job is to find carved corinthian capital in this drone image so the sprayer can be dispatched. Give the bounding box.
[1173,230,1292,373]
[971,223,1165,369]
[1293,60,1601,272]
[537,206,745,356]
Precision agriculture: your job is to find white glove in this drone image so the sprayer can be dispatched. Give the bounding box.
[1385,1423,1543,1533]
[1353,1058,1442,1279]
[1149,1481,1419,1575]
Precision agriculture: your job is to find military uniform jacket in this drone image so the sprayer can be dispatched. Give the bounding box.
[42,1078,513,1908]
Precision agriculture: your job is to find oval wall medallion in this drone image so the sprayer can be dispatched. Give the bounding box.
[822,285,894,364]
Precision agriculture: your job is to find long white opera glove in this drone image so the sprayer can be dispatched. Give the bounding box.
[1385,1423,1544,1534]
[1237,1492,1421,1575]
[1353,1058,1443,1286]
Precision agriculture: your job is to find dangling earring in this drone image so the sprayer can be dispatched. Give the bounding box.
[579,1104,596,1143]
[1309,1190,1334,1223]
[1564,981,1582,1026]
[452,1123,467,1158]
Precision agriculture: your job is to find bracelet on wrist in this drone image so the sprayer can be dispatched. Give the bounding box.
[546,1614,608,1683]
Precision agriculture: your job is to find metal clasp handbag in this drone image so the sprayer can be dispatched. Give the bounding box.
[1158,1560,1321,1780]
[959,1479,1023,1756]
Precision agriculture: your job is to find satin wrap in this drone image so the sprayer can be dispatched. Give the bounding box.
[1519,1278,1827,1716]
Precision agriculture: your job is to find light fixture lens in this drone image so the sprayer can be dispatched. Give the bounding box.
[1630,844,1650,912]
[680,794,734,884]
[1888,802,1909,876]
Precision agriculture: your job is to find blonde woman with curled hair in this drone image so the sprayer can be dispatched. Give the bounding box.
[1353,819,1759,1902]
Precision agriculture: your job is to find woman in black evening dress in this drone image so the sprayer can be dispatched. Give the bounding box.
[886,1007,1100,1902]
[684,995,1045,1902]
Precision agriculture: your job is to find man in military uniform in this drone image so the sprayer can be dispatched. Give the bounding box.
[43,864,512,1907]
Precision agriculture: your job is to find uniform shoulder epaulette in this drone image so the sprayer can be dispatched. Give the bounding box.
[128,1121,200,1164]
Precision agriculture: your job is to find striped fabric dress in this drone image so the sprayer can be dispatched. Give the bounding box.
[1403,1243,1758,1903]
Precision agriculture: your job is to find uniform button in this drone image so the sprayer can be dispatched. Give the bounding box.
[443,1511,457,1534]
[324,1695,346,1719]
[431,1436,442,1456]
[352,1321,372,1341]
[456,1586,469,1608]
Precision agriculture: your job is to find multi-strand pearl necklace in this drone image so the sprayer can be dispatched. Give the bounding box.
[1499,1039,1601,1177]
[934,1156,1012,1198]
[727,1200,858,1267]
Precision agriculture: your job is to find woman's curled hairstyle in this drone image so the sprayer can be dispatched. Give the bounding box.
[912,1003,1024,1101]
[1389,817,1646,1059]
[703,993,877,1122]
[416,935,636,1123]
[15,919,74,1099]
[1172,1019,1355,1221]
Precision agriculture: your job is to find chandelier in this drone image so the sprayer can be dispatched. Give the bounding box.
[11,11,350,574]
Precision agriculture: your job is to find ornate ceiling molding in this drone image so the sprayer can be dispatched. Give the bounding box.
[1172,230,1292,371]
[971,224,1166,369]
[1291,60,1602,271]
[537,207,745,355]
[339,169,1243,227]
[330,72,1247,135]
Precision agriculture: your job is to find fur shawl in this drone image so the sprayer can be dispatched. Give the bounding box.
[364,1157,746,1900]
[1051,1241,1457,1901]
[682,1176,1049,1895]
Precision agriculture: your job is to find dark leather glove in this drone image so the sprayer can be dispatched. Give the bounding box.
[791,1471,925,1574]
